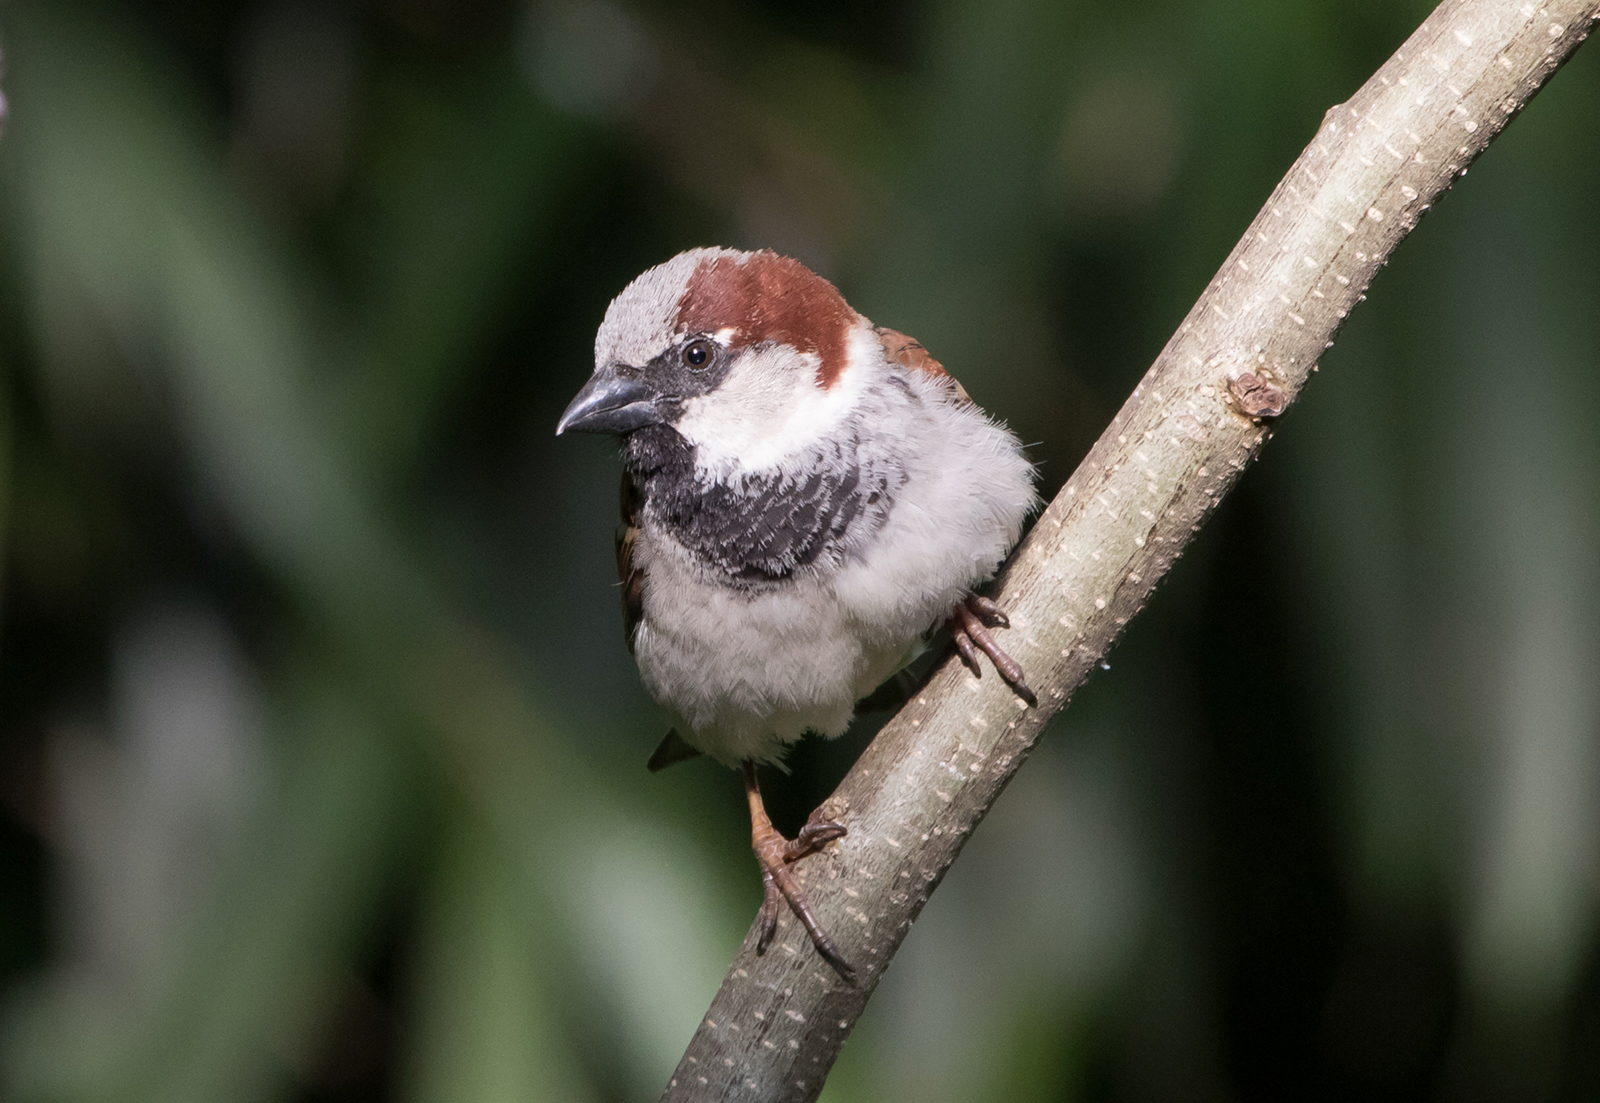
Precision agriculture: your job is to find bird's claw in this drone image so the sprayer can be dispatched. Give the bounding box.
[965,594,1011,629]
[749,808,857,983]
[951,624,984,677]
[789,817,847,862]
[753,816,840,955]
[950,595,1037,707]
[756,872,781,955]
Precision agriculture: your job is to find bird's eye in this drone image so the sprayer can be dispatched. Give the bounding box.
[682,339,711,369]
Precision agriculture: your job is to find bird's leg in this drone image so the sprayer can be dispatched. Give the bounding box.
[744,761,856,983]
[949,594,1037,707]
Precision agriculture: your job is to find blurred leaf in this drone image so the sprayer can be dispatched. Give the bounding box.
[403,819,592,1103]
[335,54,582,482]
[2,686,425,1103]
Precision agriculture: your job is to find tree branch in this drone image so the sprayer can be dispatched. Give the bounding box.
[662,2,1600,1099]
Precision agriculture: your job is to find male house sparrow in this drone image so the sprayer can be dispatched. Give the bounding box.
[558,248,1037,980]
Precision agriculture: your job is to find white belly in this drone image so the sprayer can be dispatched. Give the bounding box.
[632,536,922,766]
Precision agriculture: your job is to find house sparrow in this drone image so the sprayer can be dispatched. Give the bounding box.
[558,247,1037,980]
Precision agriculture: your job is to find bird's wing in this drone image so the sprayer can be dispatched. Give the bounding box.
[617,471,646,652]
[875,326,973,406]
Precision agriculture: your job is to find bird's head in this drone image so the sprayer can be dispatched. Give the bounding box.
[557,248,875,472]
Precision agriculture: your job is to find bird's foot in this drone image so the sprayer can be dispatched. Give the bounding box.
[744,764,856,984]
[949,594,1037,707]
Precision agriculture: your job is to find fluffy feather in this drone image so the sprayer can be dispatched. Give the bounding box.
[589,247,1037,766]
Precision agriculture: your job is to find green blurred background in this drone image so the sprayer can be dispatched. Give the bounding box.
[0,0,1595,1100]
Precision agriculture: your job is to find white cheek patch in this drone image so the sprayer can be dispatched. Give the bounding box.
[675,339,871,474]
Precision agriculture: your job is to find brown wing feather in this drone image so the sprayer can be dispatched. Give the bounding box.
[875,326,973,406]
[617,471,645,653]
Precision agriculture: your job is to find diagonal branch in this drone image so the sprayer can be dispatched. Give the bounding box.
[662,2,1600,1099]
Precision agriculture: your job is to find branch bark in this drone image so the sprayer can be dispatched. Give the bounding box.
[663,2,1600,1099]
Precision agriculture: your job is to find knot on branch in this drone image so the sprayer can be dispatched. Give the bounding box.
[1227,372,1289,419]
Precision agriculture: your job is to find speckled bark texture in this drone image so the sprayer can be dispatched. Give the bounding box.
[661,3,1600,1099]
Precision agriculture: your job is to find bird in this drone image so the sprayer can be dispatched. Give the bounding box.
[557,247,1037,981]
